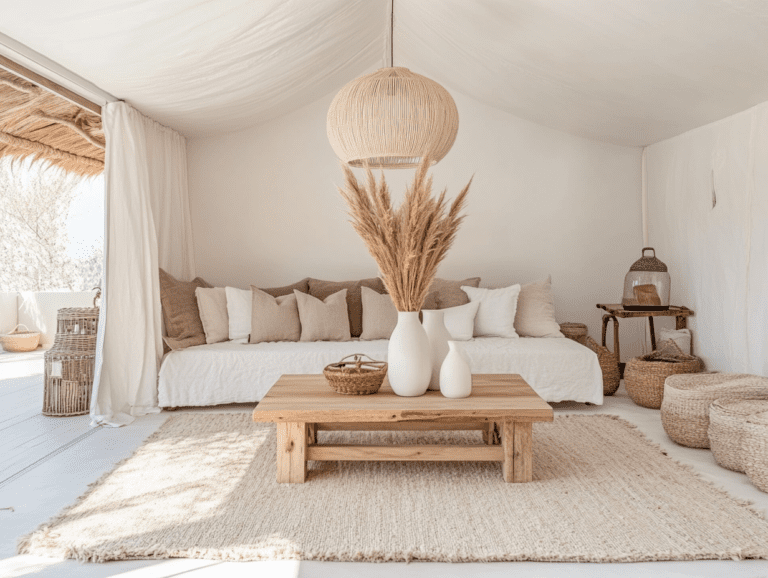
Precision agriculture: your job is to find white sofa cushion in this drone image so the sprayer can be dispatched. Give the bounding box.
[158,336,603,408]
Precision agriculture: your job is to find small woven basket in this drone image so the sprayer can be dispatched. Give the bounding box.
[709,399,768,473]
[744,411,768,493]
[586,336,620,396]
[560,322,588,345]
[324,354,387,395]
[624,340,703,409]
[0,324,40,353]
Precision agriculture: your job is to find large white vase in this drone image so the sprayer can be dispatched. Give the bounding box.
[387,311,431,397]
[440,341,472,398]
[422,309,451,391]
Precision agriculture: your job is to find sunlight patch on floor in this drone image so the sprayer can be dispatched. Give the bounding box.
[0,554,62,578]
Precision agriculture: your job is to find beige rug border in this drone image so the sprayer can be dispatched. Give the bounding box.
[17,413,768,564]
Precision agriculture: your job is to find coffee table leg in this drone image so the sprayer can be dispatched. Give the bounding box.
[483,422,494,445]
[513,422,533,483]
[276,422,307,483]
[307,423,317,445]
[502,421,514,482]
[502,421,533,483]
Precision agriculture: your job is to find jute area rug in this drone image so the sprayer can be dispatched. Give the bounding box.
[19,414,768,563]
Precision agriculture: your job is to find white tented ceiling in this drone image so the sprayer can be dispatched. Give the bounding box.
[2,0,768,145]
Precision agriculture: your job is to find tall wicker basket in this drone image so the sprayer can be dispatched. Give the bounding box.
[43,307,99,417]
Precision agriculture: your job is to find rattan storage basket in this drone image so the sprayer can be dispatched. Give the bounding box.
[709,399,768,473]
[560,322,588,345]
[324,354,387,395]
[0,324,40,353]
[585,336,620,396]
[624,340,703,409]
[43,306,99,416]
[744,411,768,493]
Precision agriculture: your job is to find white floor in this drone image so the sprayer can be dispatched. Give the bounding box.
[2,350,768,578]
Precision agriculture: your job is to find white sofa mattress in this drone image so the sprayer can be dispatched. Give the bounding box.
[158,337,603,407]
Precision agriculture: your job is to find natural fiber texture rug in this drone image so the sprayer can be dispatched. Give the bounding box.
[19,413,768,563]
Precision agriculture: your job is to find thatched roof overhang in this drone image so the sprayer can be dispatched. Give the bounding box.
[0,68,104,177]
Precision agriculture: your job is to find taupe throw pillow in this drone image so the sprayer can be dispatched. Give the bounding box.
[295,289,351,342]
[261,277,310,297]
[422,277,481,310]
[307,277,386,337]
[249,287,301,343]
[360,286,398,340]
[195,287,229,344]
[158,268,212,350]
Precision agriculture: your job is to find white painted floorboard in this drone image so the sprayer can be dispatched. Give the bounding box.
[2,351,768,577]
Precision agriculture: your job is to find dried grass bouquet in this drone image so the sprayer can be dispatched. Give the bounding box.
[339,155,471,312]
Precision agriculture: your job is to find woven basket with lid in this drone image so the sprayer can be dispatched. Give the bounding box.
[324,354,388,395]
[43,304,100,416]
[559,322,588,345]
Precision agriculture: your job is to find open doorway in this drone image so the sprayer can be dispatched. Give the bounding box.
[0,66,104,348]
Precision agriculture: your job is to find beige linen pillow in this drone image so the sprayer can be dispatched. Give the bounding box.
[514,276,564,338]
[249,287,301,343]
[158,268,212,350]
[295,289,351,342]
[228,279,310,341]
[195,287,229,344]
[360,286,398,340]
[307,277,386,338]
[422,277,481,310]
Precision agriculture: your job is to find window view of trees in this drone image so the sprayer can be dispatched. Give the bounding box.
[0,158,103,292]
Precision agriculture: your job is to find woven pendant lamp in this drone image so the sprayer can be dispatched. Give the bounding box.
[327,67,458,169]
[326,1,458,169]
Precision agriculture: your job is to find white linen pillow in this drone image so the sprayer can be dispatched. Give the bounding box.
[225,286,251,342]
[461,284,521,338]
[514,276,564,338]
[360,286,398,340]
[195,287,229,344]
[441,301,480,341]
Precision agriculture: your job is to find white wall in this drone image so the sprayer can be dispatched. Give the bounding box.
[646,101,768,375]
[17,291,98,346]
[188,90,645,356]
[0,292,18,334]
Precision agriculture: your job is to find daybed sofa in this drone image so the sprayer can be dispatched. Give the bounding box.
[156,272,603,408]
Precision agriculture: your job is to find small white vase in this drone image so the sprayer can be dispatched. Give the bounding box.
[388,311,431,397]
[422,309,451,391]
[440,341,472,398]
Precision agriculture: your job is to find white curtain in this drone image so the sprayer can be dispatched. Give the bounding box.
[91,102,195,427]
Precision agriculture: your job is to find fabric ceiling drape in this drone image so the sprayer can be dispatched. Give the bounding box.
[91,102,195,427]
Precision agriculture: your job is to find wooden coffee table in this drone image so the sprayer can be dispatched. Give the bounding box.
[252,373,553,484]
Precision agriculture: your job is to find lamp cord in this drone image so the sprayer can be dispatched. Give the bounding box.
[390,0,394,67]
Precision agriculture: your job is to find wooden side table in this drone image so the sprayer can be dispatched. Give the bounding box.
[596,304,694,378]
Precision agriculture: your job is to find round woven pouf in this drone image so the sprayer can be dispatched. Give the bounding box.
[709,399,768,472]
[661,373,768,448]
[744,411,768,493]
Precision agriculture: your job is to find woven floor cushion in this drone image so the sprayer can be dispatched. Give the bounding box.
[709,399,768,473]
[660,373,768,448]
[744,411,768,493]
